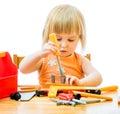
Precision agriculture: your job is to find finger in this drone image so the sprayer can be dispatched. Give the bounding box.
[69,77,75,85]
[44,44,56,53]
[48,40,57,47]
[65,76,70,85]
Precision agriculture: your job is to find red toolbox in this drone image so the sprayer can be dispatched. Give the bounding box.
[0,52,18,98]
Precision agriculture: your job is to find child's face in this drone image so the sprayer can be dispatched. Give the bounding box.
[56,33,79,57]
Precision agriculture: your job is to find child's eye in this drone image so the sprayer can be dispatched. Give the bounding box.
[57,38,62,41]
[68,39,74,42]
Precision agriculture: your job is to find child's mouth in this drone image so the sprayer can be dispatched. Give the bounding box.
[60,50,66,52]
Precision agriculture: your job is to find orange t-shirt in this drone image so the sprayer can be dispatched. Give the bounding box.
[38,52,84,88]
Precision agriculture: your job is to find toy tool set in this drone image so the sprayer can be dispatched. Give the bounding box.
[11,84,118,105]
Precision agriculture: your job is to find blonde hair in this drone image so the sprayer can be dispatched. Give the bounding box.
[42,4,86,50]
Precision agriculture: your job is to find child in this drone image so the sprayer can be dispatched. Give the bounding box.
[19,4,102,88]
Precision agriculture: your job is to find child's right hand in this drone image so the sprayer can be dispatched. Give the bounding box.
[41,41,59,56]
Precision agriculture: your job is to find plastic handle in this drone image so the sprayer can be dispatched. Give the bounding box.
[100,85,118,91]
[73,91,113,101]
[49,33,60,56]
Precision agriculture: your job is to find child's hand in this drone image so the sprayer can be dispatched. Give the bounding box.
[65,75,80,86]
[41,41,58,56]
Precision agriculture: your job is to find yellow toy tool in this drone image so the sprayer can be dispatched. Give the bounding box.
[48,85,118,101]
[73,91,113,101]
[49,33,66,83]
[49,33,60,56]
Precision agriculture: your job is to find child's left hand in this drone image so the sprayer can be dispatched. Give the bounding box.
[65,75,80,86]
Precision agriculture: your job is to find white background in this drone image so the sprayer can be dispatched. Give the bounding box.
[0,0,120,87]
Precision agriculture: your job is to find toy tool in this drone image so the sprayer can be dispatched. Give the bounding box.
[10,91,36,101]
[48,85,98,97]
[99,85,118,91]
[20,92,36,101]
[18,85,41,92]
[50,98,76,106]
[49,33,65,83]
[49,33,60,56]
[73,91,112,101]
[48,85,118,98]
[72,98,86,105]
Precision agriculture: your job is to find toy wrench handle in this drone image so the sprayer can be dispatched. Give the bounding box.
[49,33,60,56]
[100,85,118,91]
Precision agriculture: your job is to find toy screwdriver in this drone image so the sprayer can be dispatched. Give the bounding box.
[49,33,66,84]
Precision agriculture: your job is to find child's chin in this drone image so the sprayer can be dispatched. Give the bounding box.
[61,53,72,57]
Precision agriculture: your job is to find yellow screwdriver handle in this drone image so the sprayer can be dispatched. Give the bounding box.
[49,33,60,56]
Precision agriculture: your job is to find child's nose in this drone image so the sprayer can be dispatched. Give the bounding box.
[61,41,67,47]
